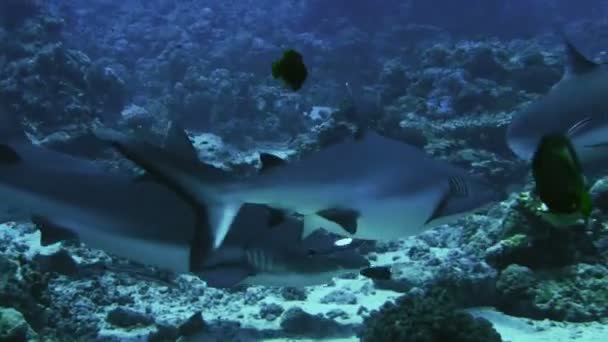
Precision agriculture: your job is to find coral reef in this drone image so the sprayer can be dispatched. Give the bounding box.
[1,1,608,340]
[0,11,125,137]
[359,288,502,342]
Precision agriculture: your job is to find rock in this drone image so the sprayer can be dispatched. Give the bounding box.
[259,303,284,321]
[34,249,79,276]
[106,307,153,328]
[0,307,36,341]
[496,264,536,298]
[149,323,179,342]
[280,307,346,338]
[280,287,307,301]
[178,311,206,337]
[320,290,358,305]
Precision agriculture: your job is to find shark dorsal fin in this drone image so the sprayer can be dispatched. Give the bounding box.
[0,144,21,164]
[259,153,286,173]
[164,122,199,163]
[564,37,599,76]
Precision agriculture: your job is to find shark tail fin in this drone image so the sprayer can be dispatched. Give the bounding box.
[93,124,241,272]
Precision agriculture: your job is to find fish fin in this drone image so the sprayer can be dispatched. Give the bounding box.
[32,216,79,246]
[198,266,252,288]
[188,202,241,272]
[562,34,599,77]
[208,202,241,249]
[302,216,322,239]
[424,176,468,224]
[259,153,287,173]
[425,196,450,225]
[105,135,237,264]
[0,144,21,164]
[164,121,199,163]
[315,208,359,235]
[266,207,288,227]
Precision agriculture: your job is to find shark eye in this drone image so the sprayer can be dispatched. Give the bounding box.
[307,249,318,257]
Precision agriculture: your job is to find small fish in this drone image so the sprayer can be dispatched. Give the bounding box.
[272,49,308,91]
[532,133,592,219]
[360,266,392,280]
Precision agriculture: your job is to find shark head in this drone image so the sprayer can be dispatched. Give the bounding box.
[507,33,608,174]
[287,229,370,274]
[199,204,369,288]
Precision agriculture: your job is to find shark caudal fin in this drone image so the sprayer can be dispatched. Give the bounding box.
[93,122,242,271]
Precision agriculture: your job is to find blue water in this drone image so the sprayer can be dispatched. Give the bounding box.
[1,1,608,341]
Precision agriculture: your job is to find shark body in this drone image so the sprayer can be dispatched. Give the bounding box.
[0,143,204,273]
[102,126,502,247]
[0,130,368,287]
[200,203,370,288]
[507,36,608,174]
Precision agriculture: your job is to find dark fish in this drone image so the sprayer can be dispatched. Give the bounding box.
[360,266,392,280]
[272,49,308,91]
[532,133,591,218]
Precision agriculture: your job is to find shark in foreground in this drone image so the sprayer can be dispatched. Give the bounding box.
[0,128,368,287]
[507,35,608,174]
[99,125,502,247]
[200,203,370,288]
[0,141,208,273]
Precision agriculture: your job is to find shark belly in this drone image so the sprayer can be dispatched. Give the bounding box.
[76,228,191,273]
[303,185,446,240]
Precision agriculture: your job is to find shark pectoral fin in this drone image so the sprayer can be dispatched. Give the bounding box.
[266,207,287,227]
[259,153,287,173]
[189,202,242,273]
[208,202,242,249]
[424,196,449,225]
[164,121,199,163]
[316,208,359,235]
[198,266,251,288]
[0,144,21,164]
[425,176,469,225]
[32,216,79,246]
[302,215,323,239]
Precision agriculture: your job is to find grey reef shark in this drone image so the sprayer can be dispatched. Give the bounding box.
[96,122,502,251]
[0,118,366,287]
[507,33,608,175]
